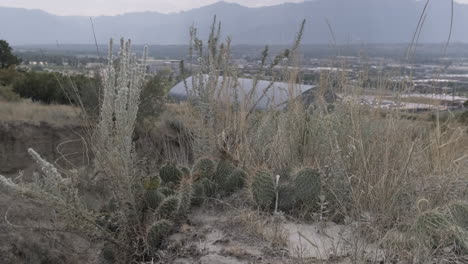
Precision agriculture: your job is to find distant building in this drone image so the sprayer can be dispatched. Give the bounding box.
[146,59,182,74]
[168,75,317,110]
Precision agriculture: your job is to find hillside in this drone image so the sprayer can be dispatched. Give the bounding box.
[0,0,465,45]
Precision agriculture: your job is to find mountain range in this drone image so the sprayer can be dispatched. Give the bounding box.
[0,0,466,45]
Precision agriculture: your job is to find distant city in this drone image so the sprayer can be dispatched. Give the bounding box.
[13,43,468,112]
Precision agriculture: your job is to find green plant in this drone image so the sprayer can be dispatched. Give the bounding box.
[144,176,162,190]
[144,190,166,211]
[178,178,193,214]
[293,168,322,206]
[192,157,215,179]
[213,159,236,185]
[146,219,174,250]
[278,184,296,212]
[159,186,177,197]
[155,195,181,219]
[138,70,173,121]
[192,177,216,204]
[448,201,468,229]
[159,163,183,184]
[191,158,245,199]
[224,168,246,194]
[0,85,20,101]
[0,40,20,69]
[252,171,276,208]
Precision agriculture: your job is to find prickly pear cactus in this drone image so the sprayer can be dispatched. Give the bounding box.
[147,219,174,250]
[224,168,246,194]
[273,166,292,181]
[101,244,115,262]
[180,166,191,177]
[159,186,177,197]
[144,190,166,210]
[144,176,162,190]
[293,168,321,205]
[193,158,215,179]
[278,184,296,212]
[155,195,180,219]
[213,159,235,185]
[192,178,211,205]
[252,171,275,208]
[159,163,183,184]
[178,179,193,214]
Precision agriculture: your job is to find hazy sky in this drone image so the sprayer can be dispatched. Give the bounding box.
[0,0,467,16]
[0,0,305,16]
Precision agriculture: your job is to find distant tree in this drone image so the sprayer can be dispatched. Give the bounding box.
[12,70,101,106]
[138,70,173,120]
[0,40,20,69]
[0,67,21,86]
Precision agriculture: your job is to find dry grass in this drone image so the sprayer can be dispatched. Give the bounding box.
[0,99,81,126]
[166,26,468,260]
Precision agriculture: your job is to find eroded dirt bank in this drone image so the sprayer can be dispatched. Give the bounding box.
[0,121,88,176]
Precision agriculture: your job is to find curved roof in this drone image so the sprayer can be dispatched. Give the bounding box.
[168,75,316,110]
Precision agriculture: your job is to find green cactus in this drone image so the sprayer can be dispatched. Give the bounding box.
[278,184,296,212]
[293,168,321,205]
[144,176,162,190]
[180,166,191,177]
[159,163,183,184]
[159,186,177,197]
[252,171,276,208]
[193,158,215,179]
[155,195,180,219]
[144,190,166,210]
[224,168,246,194]
[213,159,235,185]
[192,179,207,205]
[273,166,292,181]
[101,244,115,262]
[147,219,174,250]
[178,180,193,214]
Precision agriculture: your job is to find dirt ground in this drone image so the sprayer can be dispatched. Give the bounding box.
[157,204,383,264]
[0,187,101,264]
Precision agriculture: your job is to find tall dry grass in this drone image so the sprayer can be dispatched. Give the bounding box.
[0,99,80,126]
[166,18,468,262]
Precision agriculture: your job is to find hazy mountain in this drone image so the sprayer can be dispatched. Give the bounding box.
[1,0,466,45]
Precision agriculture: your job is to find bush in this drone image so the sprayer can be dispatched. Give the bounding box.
[0,68,21,86]
[12,71,100,110]
[0,85,20,102]
[13,71,68,104]
[459,111,468,125]
[138,70,173,121]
